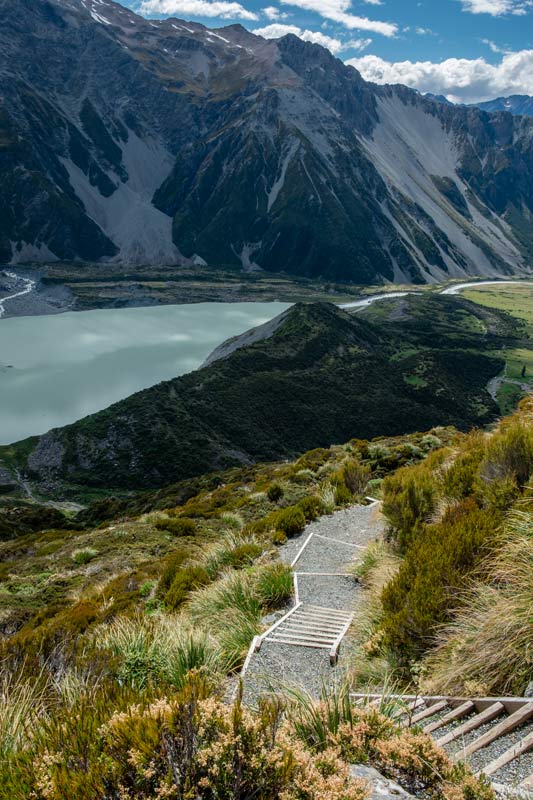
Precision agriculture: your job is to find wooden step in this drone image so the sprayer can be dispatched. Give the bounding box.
[424,700,475,735]
[436,702,505,747]
[456,703,533,760]
[409,700,450,726]
[392,697,426,720]
[480,729,533,776]
[269,631,336,645]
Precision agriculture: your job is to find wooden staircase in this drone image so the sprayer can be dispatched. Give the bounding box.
[255,602,353,665]
[352,694,533,792]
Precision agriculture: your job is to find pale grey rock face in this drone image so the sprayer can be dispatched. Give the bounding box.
[350,765,416,800]
[2,0,533,282]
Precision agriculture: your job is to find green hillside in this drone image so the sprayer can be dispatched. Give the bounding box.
[2,294,520,498]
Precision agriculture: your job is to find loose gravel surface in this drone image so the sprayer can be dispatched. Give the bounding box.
[296,574,359,610]
[242,641,343,706]
[280,505,383,566]
[242,503,384,704]
[464,721,533,776]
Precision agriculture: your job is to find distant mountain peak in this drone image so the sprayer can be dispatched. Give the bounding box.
[1,0,533,281]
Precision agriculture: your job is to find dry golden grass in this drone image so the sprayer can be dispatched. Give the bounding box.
[422,501,533,696]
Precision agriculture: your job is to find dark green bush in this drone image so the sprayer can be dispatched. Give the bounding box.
[165,566,211,611]
[275,506,306,538]
[295,447,331,472]
[381,499,500,663]
[267,482,284,502]
[334,484,353,506]
[297,495,326,521]
[382,453,444,553]
[340,458,371,496]
[155,517,197,536]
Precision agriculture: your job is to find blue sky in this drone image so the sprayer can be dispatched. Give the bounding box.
[128,0,533,101]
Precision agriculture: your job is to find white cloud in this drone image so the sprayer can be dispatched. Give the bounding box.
[461,0,532,15]
[262,5,289,19]
[138,0,259,19]
[252,23,372,53]
[346,49,533,103]
[252,23,343,52]
[278,0,398,37]
[345,37,372,51]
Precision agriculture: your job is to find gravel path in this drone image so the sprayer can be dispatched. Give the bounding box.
[242,503,384,705]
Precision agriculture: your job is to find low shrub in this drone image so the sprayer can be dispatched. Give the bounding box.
[381,499,499,664]
[267,482,284,502]
[272,530,287,545]
[334,484,353,506]
[154,517,196,536]
[297,495,326,521]
[423,504,533,696]
[275,506,306,538]
[295,447,332,472]
[340,459,371,496]
[165,565,211,611]
[381,453,444,552]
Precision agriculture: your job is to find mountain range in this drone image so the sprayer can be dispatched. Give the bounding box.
[2,0,533,283]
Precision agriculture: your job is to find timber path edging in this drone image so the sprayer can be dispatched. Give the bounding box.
[240,500,383,704]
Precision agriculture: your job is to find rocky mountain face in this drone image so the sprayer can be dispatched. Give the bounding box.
[1,0,533,282]
[474,95,533,117]
[5,294,517,496]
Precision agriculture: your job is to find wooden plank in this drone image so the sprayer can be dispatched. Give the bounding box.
[436,702,505,747]
[282,624,340,636]
[307,605,353,617]
[520,772,533,790]
[391,697,426,720]
[255,601,302,651]
[408,700,450,726]
[269,632,335,645]
[329,614,354,665]
[479,730,533,776]
[458,703,533,759]
[424,701,475,735]
[264,637,331,649]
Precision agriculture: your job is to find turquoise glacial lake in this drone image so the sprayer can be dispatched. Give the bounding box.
[0,302,289,445]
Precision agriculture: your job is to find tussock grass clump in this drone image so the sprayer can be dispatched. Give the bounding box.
[185,562,293,666]
[94,614,228,689]
[423,504,533,696]
[164,565,211,611]
[154,516,196,536]
[0,672,48,760]
[72,547,98,566]
[267,482,285,502]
